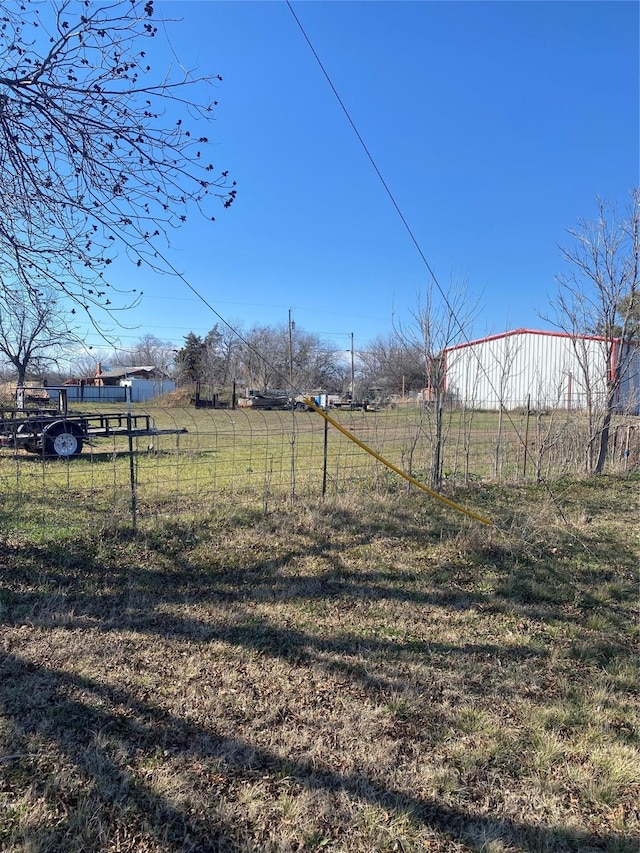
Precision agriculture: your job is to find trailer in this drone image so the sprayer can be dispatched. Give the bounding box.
[329,399,371,411]
[0,387,187,459]
[237,390,310,411]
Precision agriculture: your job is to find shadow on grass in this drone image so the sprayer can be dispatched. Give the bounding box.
[2,497,636,632]
[1,652,635,852]
[1,493,637,661]
[1,497,638,851]
[0,447,184,465]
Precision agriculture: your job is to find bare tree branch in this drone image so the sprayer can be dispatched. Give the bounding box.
[0,287,78,384]
[545,189,640,473]
[0,0,235,323]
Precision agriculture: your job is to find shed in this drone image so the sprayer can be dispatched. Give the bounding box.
[63,364,175,403]
[92,365,166,386]
[443,329,640,413]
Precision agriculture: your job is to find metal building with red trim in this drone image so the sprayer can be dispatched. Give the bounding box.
[443,328,640,412]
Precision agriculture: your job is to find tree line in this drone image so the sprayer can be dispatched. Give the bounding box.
[0,0,637,478]
[58,321,442,401]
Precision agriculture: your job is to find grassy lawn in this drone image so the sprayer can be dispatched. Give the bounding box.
[1,474,638,851]
[2,404,637,539]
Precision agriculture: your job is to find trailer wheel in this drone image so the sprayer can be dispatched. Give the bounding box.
[16,423,38,453]
[44,423,84,458]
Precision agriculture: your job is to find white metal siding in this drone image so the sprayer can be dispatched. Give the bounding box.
[617,343,640,413]
[62,380,176,404]
[445,331,640,412]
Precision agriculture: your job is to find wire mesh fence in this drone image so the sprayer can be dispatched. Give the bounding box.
[1,403,638,538]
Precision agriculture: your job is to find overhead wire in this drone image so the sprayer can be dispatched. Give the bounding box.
[109,3,599,537]
[285,1,442,290]
[129,233,496,525]
[284,1,598,548]
[284,3,565,458]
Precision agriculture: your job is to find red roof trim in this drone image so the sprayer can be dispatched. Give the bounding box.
[445,328,630,353]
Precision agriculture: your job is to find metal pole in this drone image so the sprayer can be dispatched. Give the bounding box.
[288,308,294,389]
[125,385,137,529]
[350,332,355,403]
[322,417,328,499]
[523,393,531,480]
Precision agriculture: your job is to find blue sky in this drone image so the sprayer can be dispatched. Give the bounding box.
[89,0,639,358]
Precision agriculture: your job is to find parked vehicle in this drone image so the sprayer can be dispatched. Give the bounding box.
[238,390,309,411]
[313,393,375,412]
[329,399,372,411]
[0,387,187,459]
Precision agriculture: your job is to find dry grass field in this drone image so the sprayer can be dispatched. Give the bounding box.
[1,404,638,540]
[1,473,639,851]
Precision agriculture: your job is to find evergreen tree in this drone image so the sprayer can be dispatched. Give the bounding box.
[175,333,205,384]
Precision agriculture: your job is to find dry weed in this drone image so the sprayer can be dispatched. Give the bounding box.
[1,476,638,851]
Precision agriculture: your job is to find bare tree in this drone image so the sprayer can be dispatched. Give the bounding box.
[549,189,639,474]
[397,278,478,490]
[491,333,522,480]
[359,332,424,398]
[202,323,244,389]
[0,287,76,384]
[240,324,341,393]
[114,333,176,373]
[0,0,235,323]
[66,350,109,380]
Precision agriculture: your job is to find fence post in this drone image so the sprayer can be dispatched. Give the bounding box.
[125,385,137,529]
[290,422,296,504]
[322,417,328,499]
[522,394,531,480]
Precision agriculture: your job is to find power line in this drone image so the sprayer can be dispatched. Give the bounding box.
[59,3,571,531]
[282,2,604,546]
[284,2,544,461]
[285,4,444,295]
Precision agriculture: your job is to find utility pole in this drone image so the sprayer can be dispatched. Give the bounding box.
[288,308,295,389]
[350,332,355,402]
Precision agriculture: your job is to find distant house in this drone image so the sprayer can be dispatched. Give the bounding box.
[91,364,168,386]
[63,363,176,403]
[443,329,640,413]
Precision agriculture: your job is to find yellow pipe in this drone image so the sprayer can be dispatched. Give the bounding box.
[304,398,493,526]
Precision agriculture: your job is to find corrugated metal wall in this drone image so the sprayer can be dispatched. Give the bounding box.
[618,343,640,413]
[445,330,640,412]
[63,379,176,404]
